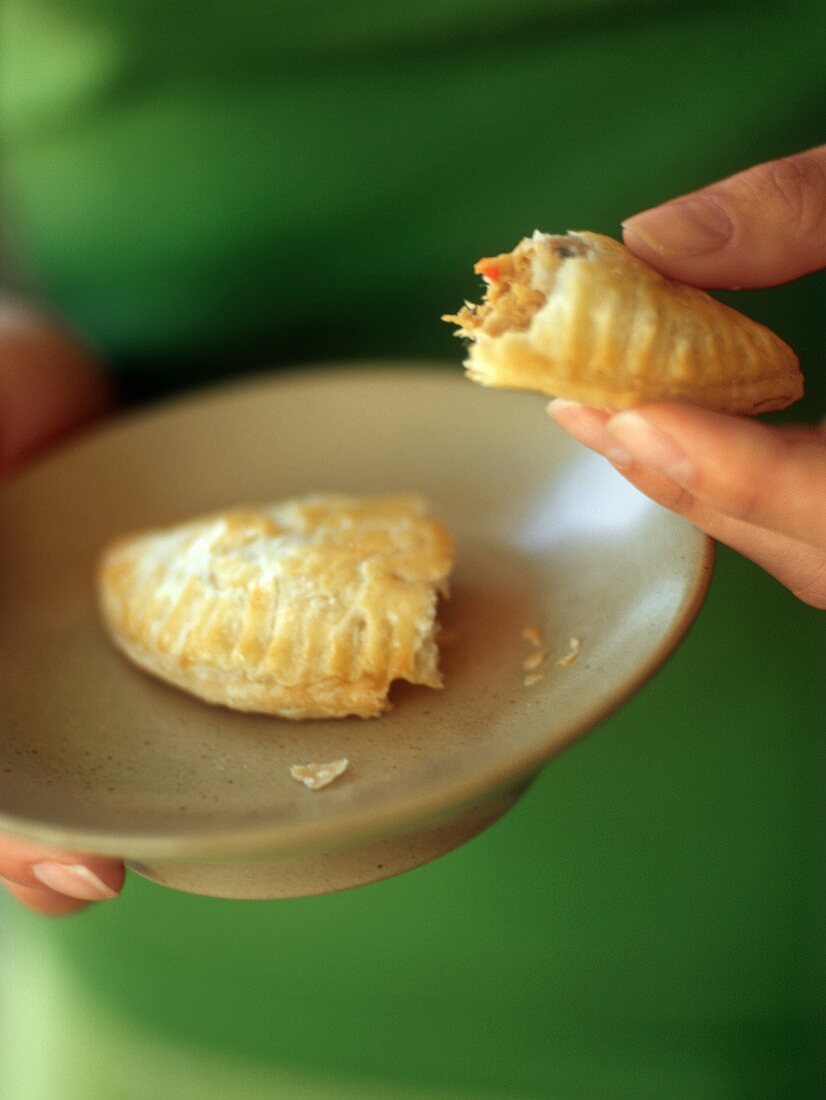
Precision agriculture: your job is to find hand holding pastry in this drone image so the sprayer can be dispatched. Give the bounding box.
[0,302,123,913]
[444,230,802,414]
[548,146,826,609]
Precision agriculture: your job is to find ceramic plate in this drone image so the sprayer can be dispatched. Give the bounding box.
[0,367,713,896]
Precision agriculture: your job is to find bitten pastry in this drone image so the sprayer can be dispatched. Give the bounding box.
[443,231,802,414]
[98,494,455,719]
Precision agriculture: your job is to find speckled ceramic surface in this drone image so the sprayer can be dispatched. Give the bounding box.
[0,366,713,897]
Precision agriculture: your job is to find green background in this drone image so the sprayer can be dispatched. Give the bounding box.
[1,2,824,1096]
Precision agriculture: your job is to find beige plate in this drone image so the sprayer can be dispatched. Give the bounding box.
[0,366,713,898]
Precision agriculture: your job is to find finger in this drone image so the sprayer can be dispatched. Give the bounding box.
[605,404,826,549]
[607,459,826,610]
[548,400,622,460]
[2,877,90,917]
[621,144,826,287]
[0,833,124,902]
[548,400,826,608]
[0,300,111,477]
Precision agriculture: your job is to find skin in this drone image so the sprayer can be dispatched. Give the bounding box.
[2,145,824,913]
[0,308,124,914]
[549,144,826,611]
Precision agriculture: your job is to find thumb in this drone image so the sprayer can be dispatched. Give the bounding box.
[0,300,110,477]
[621,145,826,288]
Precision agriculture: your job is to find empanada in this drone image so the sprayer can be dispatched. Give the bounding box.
[98,494,454,719]
[443,231,802,414]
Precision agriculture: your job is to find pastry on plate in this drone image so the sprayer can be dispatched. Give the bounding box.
[98,494,454,719]
[443,230,802,414]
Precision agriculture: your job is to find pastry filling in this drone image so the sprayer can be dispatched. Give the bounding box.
[444,247,544,338]
[443,233,589,339]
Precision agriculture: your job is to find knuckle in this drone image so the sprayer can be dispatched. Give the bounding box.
[626,466,697,515]
[657,482,697,515]
[714,429,805,526]
[722,477,763,525]
[764,153,826,234]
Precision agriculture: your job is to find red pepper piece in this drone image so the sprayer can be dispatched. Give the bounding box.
[474,258,502,282]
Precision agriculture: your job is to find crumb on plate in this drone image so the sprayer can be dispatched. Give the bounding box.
[523,672,545,688]
[556,637,582,667]
[290,758,349,790]
[523,647,548,672]
[521,626,544,647]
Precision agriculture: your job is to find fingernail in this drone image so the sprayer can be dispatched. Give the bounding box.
[622,196,732,257]
[607,411,694,485]
[32,862,119,901]
[549,399,633,467]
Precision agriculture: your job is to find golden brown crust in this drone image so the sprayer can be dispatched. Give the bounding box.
[443,231,803,414]
[98,494,455,720]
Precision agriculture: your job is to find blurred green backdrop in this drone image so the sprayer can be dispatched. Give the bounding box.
[1,2,824,1097]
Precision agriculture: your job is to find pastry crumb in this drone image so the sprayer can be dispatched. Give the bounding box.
[522,647,548,672]
[523,672,545,688]
[521,626,544,647]
[290,758,349,790]
[556,637,582,667]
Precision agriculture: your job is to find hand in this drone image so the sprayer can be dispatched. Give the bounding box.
[1,301,125,913]
[0,298,111,475]
[548,145,826,609]
[0,834,124,915]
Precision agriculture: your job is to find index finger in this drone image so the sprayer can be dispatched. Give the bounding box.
[605,403,826,550]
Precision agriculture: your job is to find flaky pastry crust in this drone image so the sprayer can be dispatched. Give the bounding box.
[443,231,802,414]
[98,494,455,719]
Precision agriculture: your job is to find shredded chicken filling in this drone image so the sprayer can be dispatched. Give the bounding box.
[444,247,546,338]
